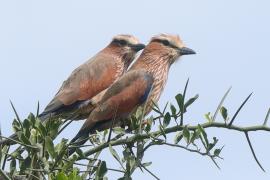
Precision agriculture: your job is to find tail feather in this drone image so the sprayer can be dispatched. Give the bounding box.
[67,120,113,156]
[38,111,54,122]
[68,133,89,156]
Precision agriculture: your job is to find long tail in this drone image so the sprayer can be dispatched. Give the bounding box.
[67,120,113,156]
[68,134,89,156]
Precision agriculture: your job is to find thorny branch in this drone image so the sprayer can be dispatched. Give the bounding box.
[1,84,270,179]
[83,122,270,167]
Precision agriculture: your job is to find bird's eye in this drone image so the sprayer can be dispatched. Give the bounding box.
[119,40,127,46]
[162,40,170,46]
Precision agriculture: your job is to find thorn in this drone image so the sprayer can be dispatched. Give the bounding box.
[228,92,253,126]
[244,132,265,172]
[213,86,232,121]
[263,108,270,126]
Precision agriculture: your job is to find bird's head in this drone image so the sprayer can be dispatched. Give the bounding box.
[108,34,145,66]
[148,34,196,64]
[110,34,145,53]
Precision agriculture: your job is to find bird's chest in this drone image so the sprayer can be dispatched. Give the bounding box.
[143,67,169,114]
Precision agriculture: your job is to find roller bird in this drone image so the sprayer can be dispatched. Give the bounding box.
[69,34,196,153]
[0,34,145,146]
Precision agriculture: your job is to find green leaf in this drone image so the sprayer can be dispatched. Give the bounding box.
[197,124,209,146]
[204,112,213,122]
[49,120,61,139]
[45,136,56,158]
[163,112,171,127]
[55,138,68,154]
[214,148,222,156]
[190,130,199,143]
[56,172,68,180]
[112,127,125,135]
[36,120,46,137]
[144,117,153,133]
[184,94,199,111]
[175,94,184,112]
[170,104,177,116]
[75,148,85,158]
[12,119,21,132]
[19,156,31,174]
[220,106,228,121]
[28,113,36,125]
[23,119,31,138]
[174,131,183,144]
[68,168,82,180]
[18,132,32,145]
[159,125,167,139]
[142,161,152,167]
[10,158,16,176]
[183,126,190,144]
[95,161,107,179]
[109,145,122,165]
[63,154,78,171]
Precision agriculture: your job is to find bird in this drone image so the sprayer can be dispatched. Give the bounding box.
[0,34,145,146]
[68,34,196,154]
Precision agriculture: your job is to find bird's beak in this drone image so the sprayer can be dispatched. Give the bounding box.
[130,43,146,52]
[178,47,196,55]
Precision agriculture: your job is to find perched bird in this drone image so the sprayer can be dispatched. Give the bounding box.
[0,34,145,146]
[69,34,196,153]
[39,34,145,121]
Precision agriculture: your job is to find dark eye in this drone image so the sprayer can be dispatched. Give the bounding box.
[119,40,127,46]
[162,40,170,46]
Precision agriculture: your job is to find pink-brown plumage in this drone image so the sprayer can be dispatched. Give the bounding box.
[69,34,196,152]
[39,34,145,120]
[0,34,145,146]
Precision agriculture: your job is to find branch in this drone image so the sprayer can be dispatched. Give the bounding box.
[0,169,11,180]
[83,122,270,158]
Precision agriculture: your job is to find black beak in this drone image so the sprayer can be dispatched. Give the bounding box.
[130,43,145,52]
[178,47,196,55]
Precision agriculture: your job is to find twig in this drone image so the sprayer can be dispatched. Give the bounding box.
[57,120,73,136]
[36,101,40,117]
[83,122,270,158]
[140,163,160,180]
[209,156,220,169]
[1,145,10,170]
[244,132,265,172]
[180,78,189,125]
[0,169,11,180]
[263,108,270,126]
[228,93,253,126]
[63,159,124,173]
[0,136,39,149]
[108,106,119,143]
[9,100,22,128]
[213,87,232,121]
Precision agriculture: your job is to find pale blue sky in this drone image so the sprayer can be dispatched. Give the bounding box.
[0,0,270,179]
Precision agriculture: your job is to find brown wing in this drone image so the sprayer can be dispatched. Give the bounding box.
[71,70,153,141]
[42,53,120,116]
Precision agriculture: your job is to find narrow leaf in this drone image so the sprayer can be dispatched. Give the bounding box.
[175,94,184,112]
[163,112,171,127]
[184,94,199,111]
[213,87,232,121]
[174,131,183,144]
[45,136,56,158]
[220,106,228,121]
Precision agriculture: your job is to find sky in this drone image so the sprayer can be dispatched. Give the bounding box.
[0,0,270,179]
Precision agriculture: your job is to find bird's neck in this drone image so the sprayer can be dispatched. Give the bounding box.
[103,45,134,73]
[131,51,171,112]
